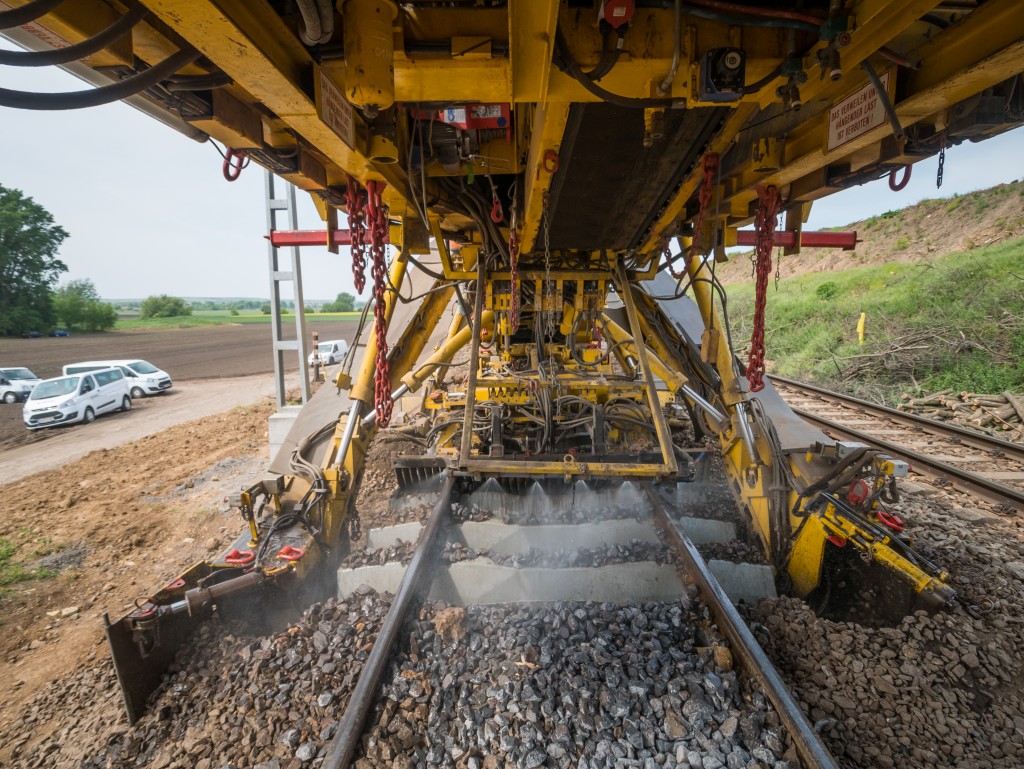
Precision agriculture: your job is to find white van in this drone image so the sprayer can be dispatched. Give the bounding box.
[23,368,132,429]
[63,359,172,398]
[0,367,42,403]
[308,339,349,367]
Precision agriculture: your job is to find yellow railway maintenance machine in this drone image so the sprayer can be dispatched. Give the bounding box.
[3,0,1021,721]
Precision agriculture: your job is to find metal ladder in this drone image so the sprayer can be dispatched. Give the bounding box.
[265,170,311,409]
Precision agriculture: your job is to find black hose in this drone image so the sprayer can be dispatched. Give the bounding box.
[582,27,623,82]
[0,4,148,66]
[554,30,681,110]
[861,60,905,141]
[0,0,63,29]
[0,49,199,110]
[636,1,820,32]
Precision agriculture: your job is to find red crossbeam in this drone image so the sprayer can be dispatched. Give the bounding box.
[268,229,352,247]
[734,230,858,250]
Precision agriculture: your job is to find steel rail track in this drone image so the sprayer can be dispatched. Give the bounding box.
[320,470,841,769]
[646,489,840,769]
[323,473,456,769]
[788,405,1024,514]
[771,375,1024,462]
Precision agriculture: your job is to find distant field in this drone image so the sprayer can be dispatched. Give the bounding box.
[116,310,362,330]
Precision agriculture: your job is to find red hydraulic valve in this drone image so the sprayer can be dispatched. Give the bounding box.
[268,229,352,248]
[734,229,859,250]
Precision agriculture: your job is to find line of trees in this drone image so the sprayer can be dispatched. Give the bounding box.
[0,184,69,335]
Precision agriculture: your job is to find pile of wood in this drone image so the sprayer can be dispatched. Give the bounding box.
[898,389,1024,442]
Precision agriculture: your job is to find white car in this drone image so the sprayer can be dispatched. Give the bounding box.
[0,367,42,403]
[308,339,349,367]
[63,359,172,399]
[24,368,133,430]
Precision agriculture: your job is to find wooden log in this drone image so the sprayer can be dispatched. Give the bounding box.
[1004,391,1024,423]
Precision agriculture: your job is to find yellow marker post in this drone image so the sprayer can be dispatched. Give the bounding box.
[857,312,866,345]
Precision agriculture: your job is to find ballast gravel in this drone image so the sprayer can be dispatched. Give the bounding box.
[355,601,792,769]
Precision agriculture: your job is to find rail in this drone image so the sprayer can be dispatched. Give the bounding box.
[771,375,1024,462]
[322,474,456,769]
[771,381,1024,513]
[646,488,841,769]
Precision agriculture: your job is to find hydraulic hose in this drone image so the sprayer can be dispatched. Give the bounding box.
[657,0,683,95]
[637,1,820,33]
[861,60,905,141]
[0,49,199,110]
[0,0,63,29]
[555,30,681,110]
[295,0,335,46]
[583,27,624,82]
[0,4,148,66]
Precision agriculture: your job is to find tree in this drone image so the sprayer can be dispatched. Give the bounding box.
[82,299,118,331]
[260,302,271,315]
[322,291,355,312]
[0,184,68,335]
[140,294,193,319]
[53,279,117,331]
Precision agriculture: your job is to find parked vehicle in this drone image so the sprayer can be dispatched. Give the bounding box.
[63,359,172,398]
[21,330,43,338]
[308,339,349,367]
[49,329,71,337]
[0,367,42,403]
[23,368,132,429]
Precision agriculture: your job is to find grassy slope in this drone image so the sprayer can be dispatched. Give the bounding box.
[726,236,1024,402]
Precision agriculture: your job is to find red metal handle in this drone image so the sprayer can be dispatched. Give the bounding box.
[276,545,305,561]
[223,147,247,182]
[224,548,255,565]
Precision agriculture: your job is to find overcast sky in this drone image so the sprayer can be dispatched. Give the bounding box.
[1,41,1021,300]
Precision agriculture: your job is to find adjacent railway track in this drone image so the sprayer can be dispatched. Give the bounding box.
[321,474,840,769]
[772,376,1024,514]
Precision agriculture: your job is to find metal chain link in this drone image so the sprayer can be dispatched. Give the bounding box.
[508,182,520,331]
[936,140,946,189]
[366,180,393,427]
[346,175,367,294]
[748,184,782,393]
[670,153,719,279]
[543,201,554,344]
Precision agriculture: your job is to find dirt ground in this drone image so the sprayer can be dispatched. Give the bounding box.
[0,400,277,751]
[0,321,357,453]
[0,321,359,381]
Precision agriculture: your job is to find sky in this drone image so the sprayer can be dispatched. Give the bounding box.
[1,39,1022,301]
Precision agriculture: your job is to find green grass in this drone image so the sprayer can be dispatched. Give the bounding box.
[0,538,55,594]
[117,310,362,330]
[726,236,1024,401]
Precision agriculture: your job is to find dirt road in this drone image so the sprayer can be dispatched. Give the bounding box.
[0,321,359,455]
[0,375,286,483]
[0,320,360,381]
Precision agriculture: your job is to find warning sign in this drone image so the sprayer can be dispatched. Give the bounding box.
[317,70,356,149]
[826,69,892,153]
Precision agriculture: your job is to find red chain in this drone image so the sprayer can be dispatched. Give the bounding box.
[747,184,782,393]
[366,181,393,427]
[669,153,719,279]
[508,228,521,331]
[346,175,367,294]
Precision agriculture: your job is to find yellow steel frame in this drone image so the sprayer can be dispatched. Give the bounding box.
[30,0,1015,658]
